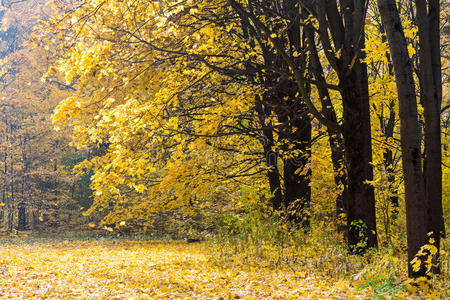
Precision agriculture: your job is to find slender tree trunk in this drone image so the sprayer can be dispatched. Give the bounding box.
[377,0,429,276]
[379,23,400,219]
[255,96,283,211]
[17,204,26,230]
[305,25,347,233]
[376,100,400,221]
[9,144,15,232]
[17,136,28,231]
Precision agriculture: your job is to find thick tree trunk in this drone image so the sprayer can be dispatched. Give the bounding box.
[377,0,429,276]
[272,79,312,227]
[416,0,443,273]
[231,0,313,228]
[282,1,312,228]
[313,0,378,253]
[267,161,283,211]
[339,66,378,253]
[283,102,312,228]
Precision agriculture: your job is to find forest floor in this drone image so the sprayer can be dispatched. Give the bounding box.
[0,237,447,299]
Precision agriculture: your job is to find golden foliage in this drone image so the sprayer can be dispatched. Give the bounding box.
[0,239,364,299]
[0,237,448,299]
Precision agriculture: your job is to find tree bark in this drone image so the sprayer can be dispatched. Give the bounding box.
[378,23,400,219]
[416,0,443,273]
[377,0,429,276]
[339,65,378,253]
[255,95,283,211]
[280,83,312,228]
[315,0,378,253]
[281,0,312,228]
[305,24,347,233]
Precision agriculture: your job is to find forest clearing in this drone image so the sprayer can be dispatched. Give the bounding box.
[0,236,447,299]
[0,0,449,298]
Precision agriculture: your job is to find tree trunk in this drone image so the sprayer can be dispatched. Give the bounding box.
[377,0,429,276]
[17,136,28,231]
[17,203,26,230]
[283,100,311,228]
[415,0,443,274]
[313,0,378,253]
[339,66,378,253]
[382,103,400,219]
[255,95,283,211]
[379,23,400,219]
[282,0,312,228]
[305,25,347,233]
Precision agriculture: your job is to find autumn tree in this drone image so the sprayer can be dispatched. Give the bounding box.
[377,0,444,276]
[226,0,377,252]
[37,0,320,231]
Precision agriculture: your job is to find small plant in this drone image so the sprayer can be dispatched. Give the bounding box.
[349,219,368,254]
[356,251,405,299]
[357,273,406,299]
[405,234,439,295]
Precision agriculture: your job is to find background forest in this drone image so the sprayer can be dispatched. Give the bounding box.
[0,0,448,297]
[0,0,93,232]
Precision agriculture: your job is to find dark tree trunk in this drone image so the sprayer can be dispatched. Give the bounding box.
[378,23,400,219]
[283,100,312,228]
[416,0,443,273]
[339,67,377,253]
[17,136,29,231]
[313,0,378,253]
[270,76,312,227]
[377,0,429,277]
[230,0,375,241]
[305,24,347,233]
[384,144,400,219]
[281,0,312,228]
[17,203,26,230]
[378,100,400,220]
[9,152,14,232]
[255,96,283,211]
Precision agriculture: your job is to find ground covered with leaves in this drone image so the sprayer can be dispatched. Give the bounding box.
[0,237,447,299]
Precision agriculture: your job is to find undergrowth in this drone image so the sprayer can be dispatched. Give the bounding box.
[209,191,449,299]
